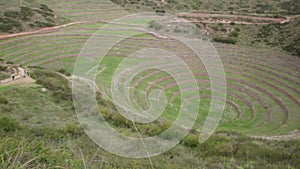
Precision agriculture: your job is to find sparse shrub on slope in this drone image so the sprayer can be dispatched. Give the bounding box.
[0,2,66,33]
[213,37,237,44]
[257,17,300,56]
[31,69,71,103]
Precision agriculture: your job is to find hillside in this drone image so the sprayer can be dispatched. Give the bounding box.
[0,68,299,168]
[111,0,300,15]
[0,0,67,34]
[110,0,300,56]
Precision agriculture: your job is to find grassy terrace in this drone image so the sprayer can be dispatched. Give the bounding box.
[0,1,300,167]
[0,20,299,136]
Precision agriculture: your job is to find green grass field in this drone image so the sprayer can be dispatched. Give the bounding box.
[0,0,300,168]
[0,20,299,136]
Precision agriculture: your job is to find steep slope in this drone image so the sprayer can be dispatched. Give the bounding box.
[0,0,67,34]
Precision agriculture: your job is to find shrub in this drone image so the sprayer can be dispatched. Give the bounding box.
[0,18,23,33]
[0,96,8,104]
[149,21,163,30]
[58,68,71,76]
[235,27,241,32]
[6,61,14,65]
[33,21,55,28]
[31,69,71,102]
[155,9,166,15]
[3,10,20,18]
[183,134,198,148]
[0,65,7,71]
[40,4,53,12]
[213,37,237,44]
[228,31,239,37]
[20,6,34,21]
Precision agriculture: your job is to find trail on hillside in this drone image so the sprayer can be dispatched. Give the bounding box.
[0,20,105,40]
[251,130,300,141]
[0,67,35,85]
[0,13,298,40]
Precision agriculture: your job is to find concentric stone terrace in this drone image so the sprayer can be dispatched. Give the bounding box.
[0,20,299,137]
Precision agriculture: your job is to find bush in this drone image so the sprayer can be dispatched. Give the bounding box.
[0,117,20,132]
[6,61,14,65]
[0,65,7,71]
[228,31,239,37]
[40,4,53,12]
[235,27,241,32]
[0,96,8,104]
[58,68,71,76]
[32,21,55,28]
[155,9,166,15]
[213,37,237,44]
[20,6,34,21]
[149,21,163,30]
[3,10,20,18]
[183,134,198,148]
[0,18,23,33]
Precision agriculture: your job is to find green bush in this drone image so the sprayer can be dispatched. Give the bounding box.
[0,96,8,104]
[3,10,20,18]
[235,27,241,32]
[40,4,54,12]
[6,61,14,65]
[32,21,55,28]
[213,37,237,44]
[20,6,34,21]
[228,31,239,37]
[0,65,7,71]
[58,68,71,76]
[149,21,163,30]
[0,17,23,33]
[183,134,198,148]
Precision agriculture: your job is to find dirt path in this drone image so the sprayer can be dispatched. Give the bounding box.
[251,130,300,141]
[0,20,105,40]
[0,67,35,85]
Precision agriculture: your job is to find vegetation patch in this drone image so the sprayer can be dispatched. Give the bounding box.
[31,69,71,103]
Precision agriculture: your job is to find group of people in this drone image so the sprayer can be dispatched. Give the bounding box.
[11,69,30,81]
